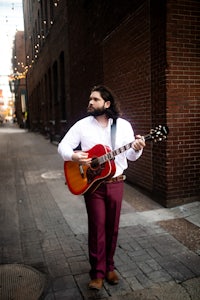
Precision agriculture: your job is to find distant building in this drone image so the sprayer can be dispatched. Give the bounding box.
[11,31,27,128]
[22,0,200,207]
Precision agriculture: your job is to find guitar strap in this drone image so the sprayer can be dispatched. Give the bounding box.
[111,118,117,150]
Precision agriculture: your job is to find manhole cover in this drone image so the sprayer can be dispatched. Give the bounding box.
[0,264,46,300]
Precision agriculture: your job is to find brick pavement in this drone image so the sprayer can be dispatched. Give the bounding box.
[0,124,200,300]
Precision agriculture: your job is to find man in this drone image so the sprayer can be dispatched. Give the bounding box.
[58,85,145,290]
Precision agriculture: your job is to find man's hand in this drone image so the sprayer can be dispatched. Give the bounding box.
[132,135,146,151]
[72,151,91,164]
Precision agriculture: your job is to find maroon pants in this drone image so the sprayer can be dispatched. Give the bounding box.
[84,181,124,279]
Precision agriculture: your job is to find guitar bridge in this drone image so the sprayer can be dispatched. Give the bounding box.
[79,164,84,178]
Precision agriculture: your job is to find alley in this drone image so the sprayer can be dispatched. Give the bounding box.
[0,124,200,300]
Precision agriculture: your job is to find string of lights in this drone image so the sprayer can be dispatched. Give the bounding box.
[0,0,60,84]
[9,0,60,81]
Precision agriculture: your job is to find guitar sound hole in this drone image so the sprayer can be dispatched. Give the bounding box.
[90,157,100,169]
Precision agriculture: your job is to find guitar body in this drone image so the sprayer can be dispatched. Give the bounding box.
[64,144,116,195]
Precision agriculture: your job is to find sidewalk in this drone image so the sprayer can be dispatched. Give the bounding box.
[0,124,200,300]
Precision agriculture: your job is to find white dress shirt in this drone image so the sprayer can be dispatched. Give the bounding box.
[58,116,142,177]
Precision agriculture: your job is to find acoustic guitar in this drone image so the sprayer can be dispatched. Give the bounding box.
[64,125,169,195]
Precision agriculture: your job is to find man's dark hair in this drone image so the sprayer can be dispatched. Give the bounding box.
[91,85,121,120]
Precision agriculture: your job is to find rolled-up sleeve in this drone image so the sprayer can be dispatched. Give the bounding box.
[117,119,143,162]
[126,147,143,161]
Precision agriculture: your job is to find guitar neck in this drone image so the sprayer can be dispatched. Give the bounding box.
[97,134,152,165]
[91,124,169,167]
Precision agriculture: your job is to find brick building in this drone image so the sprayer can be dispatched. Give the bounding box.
[22,0,200,207]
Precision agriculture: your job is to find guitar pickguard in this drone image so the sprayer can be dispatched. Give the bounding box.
[86,163,105,184]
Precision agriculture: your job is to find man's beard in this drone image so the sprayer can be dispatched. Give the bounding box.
[87,106,107,117]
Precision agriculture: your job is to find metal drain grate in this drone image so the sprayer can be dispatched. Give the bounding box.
[0,264,46,300]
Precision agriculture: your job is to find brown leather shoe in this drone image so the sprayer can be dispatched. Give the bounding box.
[106,271,119,285]
[88,278,103,290]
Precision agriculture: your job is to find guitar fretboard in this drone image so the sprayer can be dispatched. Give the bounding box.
[98,142,133,164]
[90,125,168,168]
[98,133,154,165]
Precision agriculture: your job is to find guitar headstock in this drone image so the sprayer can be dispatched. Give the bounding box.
[145,125,169,142]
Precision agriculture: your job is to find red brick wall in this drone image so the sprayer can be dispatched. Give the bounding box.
[165,0,200,206]
[66,0,143,124]
[150,0,168,203]
[103,2,153,191]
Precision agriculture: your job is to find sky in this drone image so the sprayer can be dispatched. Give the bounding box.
[0,0,24,100]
